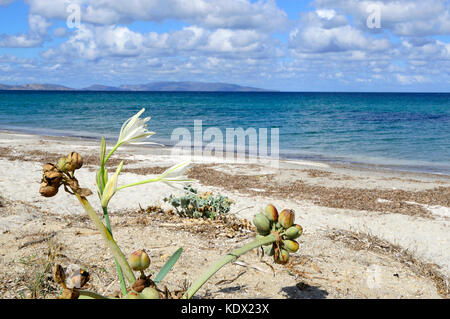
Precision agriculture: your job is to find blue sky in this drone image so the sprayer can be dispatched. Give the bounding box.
[0,0,449,92]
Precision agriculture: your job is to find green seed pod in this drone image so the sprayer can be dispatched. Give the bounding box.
[253,213,271,235]
[124,292,140,299]
[141,287,160,299]
[285,224,303,240]
[264,204,278,223]
[275,249,290,265]
[128,249,151,271]
[57,157,70,173]
[278,209,295,229]
[282,240,299,253]
[264,245,275,256]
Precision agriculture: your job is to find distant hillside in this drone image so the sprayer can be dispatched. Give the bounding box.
[117,81,271,92]
[0,84,73,91]
[0,81,272,92]
[82,85,122,91]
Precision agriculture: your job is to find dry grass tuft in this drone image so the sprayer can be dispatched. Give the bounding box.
[327,229,449,298]
[13,242,62,299]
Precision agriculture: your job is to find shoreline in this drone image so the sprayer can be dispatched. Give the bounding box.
[1,128,449,178]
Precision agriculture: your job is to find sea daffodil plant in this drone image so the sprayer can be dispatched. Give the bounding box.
[38,108,303,299]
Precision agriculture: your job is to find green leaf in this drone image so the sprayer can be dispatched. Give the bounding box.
[154,248,183,285]
[100,137,106,165]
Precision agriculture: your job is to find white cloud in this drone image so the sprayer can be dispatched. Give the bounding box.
[0,14,50,48]
[313,0,450,36]
[396,74,428,84]
[0,34,43,48]
[45,23,281,61]
[24,0,287,32]
[289,11,390,53]
[28,14,51,35]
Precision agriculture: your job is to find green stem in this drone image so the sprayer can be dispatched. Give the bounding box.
[78,290,111,299]
[75,194,136,285]
[104,143,121,164]
[182,234,277,299]
[117,177,160,191]
[103,207,128,296]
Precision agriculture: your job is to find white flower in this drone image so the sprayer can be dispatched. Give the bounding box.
[158,160,197,189]
[101,161,123,208]
[117,108,155,146]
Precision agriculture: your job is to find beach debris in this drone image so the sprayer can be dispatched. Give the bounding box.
[53,264,90,299]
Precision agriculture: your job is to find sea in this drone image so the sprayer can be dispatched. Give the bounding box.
[0,91,449,175]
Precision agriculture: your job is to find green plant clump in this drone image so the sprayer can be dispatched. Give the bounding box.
[164,185,234,219]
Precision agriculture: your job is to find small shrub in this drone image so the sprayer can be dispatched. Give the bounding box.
[164,185,234,219]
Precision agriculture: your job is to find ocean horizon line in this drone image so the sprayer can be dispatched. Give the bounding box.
[1,89,450,94]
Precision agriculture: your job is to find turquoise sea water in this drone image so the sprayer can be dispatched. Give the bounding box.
[0,91,449,174]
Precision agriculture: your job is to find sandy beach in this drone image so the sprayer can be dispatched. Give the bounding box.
[0,130,449,299]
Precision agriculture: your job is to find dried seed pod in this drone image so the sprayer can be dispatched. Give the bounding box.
[43,163,58,173]
[264,204,278,223]
[253,213,271,235]
[40,183,59,198]
[278,209,295,229]
[132,278,148,293]
[77,188,93,197]
[285,224,303,240]
[53,265,66,285]
[67,152,83,171]
[141,287,160,299]
[44,170,63,188]
[282,240,299,253]
[60,288,80,300]
[128,249,151,271]
[68,269,90,289]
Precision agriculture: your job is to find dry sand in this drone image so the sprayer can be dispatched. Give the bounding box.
[0,130,449,299]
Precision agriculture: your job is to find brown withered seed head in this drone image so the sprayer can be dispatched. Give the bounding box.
[132,278,148,293]
[44,170,63,184]
[43,163,58,173]
[69,269,90,289]
[60,288,80,300]
[40,183,59,198]
[67,152,83,170]
[53,264,66,285]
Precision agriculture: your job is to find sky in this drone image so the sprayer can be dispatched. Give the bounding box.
[0,0,449,92]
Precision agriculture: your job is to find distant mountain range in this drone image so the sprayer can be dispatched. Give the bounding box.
[0,81,272,92]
